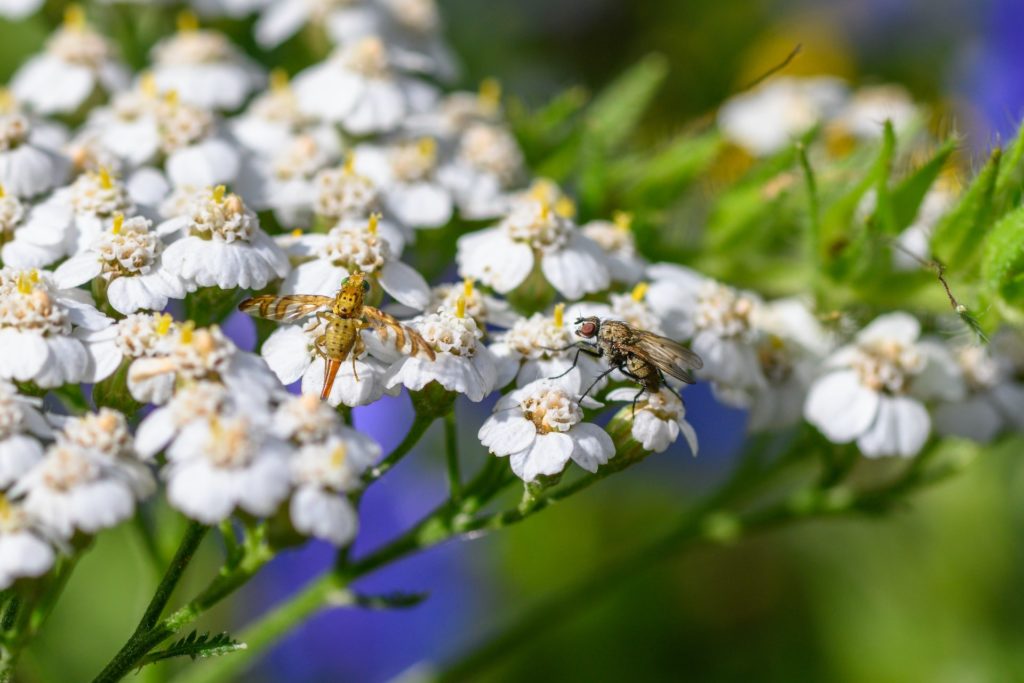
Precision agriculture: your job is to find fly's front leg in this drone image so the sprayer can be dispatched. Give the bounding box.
[579,366,616,402]
[548,342,602,380]
[351,333,365,382]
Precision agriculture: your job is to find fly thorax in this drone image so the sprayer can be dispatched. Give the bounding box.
[390,0,440,33]
[503,199,571,251]
[0,273,71,337]
[157,99,215,153]
[154,29,233,66]
[70,169,134,218]
[0,114,29,152]
[0,194,24,243]
[337,37,391,78]
[520,386,582,434]
[291,440,356,492]
[273,135,331,181]
[96,217,161,279]
[204,416,255,469]
[458,123,523,185]
[0,386,26,440]
[47,24,112,69]
[419,309,480,357]
[502,313,571,359]
[61,408,133,460]
[853,339,924,394]
[39,444,101,492]
[317,223,388,273]
[314,165,379,219]
[188,191,255,243]
[695,282,758,340]
[390,138,438,182]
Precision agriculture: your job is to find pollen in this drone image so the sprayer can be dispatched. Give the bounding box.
[269,68,290,91]
[555,196,576,219]
[140,72,157,97]
[111,212,124,234]
[553,303,566,328]
[179,320,195,345]
[367,212,381,235]
[455,295,467,319]
[462,278,474,298]
[16,271,33,294]
[0,184,5,198]
[98,167,114,190]
[211,185,226,203]
[176,9,199,33]
[343,152,356,174]
[291,228,304,237]
[163,89,180,107]
[613,211,633,231]
[330,443,347,468]
[478,77,501,110]
[64,4,86,29]
[631,281,648,302]
[0,89,11,114]
[155,313,173,336]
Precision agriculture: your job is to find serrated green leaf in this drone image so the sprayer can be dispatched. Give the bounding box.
[931,148,1001,269]
[585,54,668,150]
[888,138,957,232]
[138,631,246,668]
[981,204,1024,309]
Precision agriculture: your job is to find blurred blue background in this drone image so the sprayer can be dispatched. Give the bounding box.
[17,0,1024,681]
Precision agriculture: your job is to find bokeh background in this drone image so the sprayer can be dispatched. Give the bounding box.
[13,0,1024,681]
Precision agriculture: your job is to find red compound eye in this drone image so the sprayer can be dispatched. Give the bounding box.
[578,321,597,337]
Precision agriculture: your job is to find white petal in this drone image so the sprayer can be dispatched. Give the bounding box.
[856,312,920,346]
[379,260,430,310]
[53,254,102,289]
[512,432,573,482]
[568,422,614,473]
[857,395,930,457]
[540,232,611,299]
[478,412,537,456]
[804,370,879,443]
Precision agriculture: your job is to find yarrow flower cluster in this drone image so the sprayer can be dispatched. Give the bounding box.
[0,2,1020,675]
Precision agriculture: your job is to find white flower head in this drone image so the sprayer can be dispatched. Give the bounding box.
[283,213,426,308]
[160,186,289,289]
[384,304,497,402]
[805,312,963,457]
[607,386,698,455]
[354,137,453,229]
[580,212,646,284]
[313,157,383,221]
[0,108,69,200]
[437,121,524,220]
[0,0,42,20]
[0,381,51,489]
[149,14,264,111]
[491,303,604,390]
[55,214,189,315]
[0,267,110,388]
[833,84,920,141]
[293,36,438,134]
[135,379,231,459]
[456,190,610,299]
[13,442,143,539]
[79,311,175,386]
[479,378,614,482]
[164,415,292,523]
[933,340,1024,443]
[11,6,130,115]
[0,495,56,590]
[289,431,379,546]
[717,76,848,156]
[405,81,504,140]
[229,70,311,157]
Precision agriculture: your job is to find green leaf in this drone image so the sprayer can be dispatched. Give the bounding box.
[138,631,246,667]
[981,204,1024,310]
[585,54,668,150]
[994,120,1024,210]
[616,131,723,207]
[888,138,957,233]
[931,148,1001,269]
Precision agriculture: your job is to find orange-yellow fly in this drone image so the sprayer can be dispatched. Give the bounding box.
[240,271,435,400]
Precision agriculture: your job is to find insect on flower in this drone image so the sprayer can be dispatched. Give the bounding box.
[239,270,435,400]
[553,316,704,414]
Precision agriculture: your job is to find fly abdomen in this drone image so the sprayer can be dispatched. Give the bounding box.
[325,319,360,361]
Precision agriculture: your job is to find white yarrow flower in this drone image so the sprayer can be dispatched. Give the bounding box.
[607,387,698,455]
[0,111,68,200]
[0,496,56,590]
[0,381,51,488]
[479,378,614,482]
[933,340,1024,443]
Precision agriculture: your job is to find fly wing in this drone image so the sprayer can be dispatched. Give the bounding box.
[238,295,333,323]
[623,330,703,384]
[363,307,437,360]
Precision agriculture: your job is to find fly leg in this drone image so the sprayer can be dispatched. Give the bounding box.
[549,342,602,380]
[617,368,649,419]
[579,366,616,402]
[351,331,365,382]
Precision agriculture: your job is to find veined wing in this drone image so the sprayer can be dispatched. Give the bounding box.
[239,295,333,323]
[363,306,436,360]
[623,330,703,384]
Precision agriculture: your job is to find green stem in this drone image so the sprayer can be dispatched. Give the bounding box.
[443,410,461,502]
[92,522,208,683]
[363,413,436,483]
[171,575,347,683]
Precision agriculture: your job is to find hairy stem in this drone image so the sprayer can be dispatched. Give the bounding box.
[444,410,462,502]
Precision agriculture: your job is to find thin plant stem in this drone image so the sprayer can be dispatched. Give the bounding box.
[444,410,462,502]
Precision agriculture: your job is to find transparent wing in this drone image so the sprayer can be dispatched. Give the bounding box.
[238,295,333,323]
[624,331,703,384]
[363,307,436,360]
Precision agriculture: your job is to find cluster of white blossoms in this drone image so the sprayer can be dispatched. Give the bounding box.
[0,0,1018,607]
